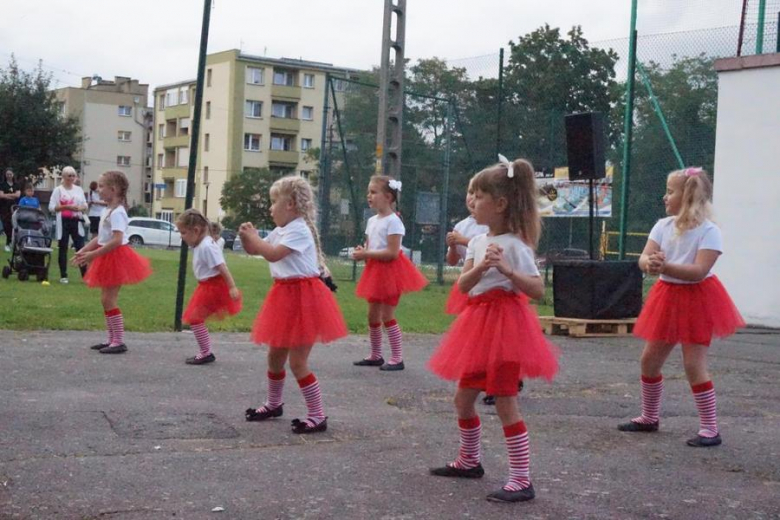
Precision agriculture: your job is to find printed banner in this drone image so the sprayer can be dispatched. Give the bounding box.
[536,167,613,217]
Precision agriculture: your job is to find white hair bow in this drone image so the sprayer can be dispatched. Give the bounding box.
[498,154,514,178]
[388,179,402,191]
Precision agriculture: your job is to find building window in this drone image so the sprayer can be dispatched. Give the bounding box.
[158,94,165,109]
[118,131,132,142]
[117,155,131,167]
[158,124,165,139]
[118,105,132,116]
[303,73,315,88]
[245,100,263,118]
[273,69,294,86]
[179,117,190,136]
[301,138,313,151]
[244,133,262,152]
[206,68,212,87]
[175,179,187,198]
[157,153,163,168]
[300,170,311,179]
[333,79,346,92]
[270,134,293,151]
[177,147,189,167]
[247,67,264,85]
[203,166,209,184]
[271,102,295,119]
[205,101,211,119]
[165,89,177,107]
[179,87,188,105]
[301,106,314,120]
[204,133,210,152]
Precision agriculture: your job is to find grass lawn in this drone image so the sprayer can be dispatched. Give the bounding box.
[0,246,556,334]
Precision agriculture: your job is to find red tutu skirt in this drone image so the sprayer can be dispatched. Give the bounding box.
[83,245,152,288]
[252,277,348,349]
[183,275,243,324]
[356,253,428,305]
[634,276,745,347]
[445,281,468,315]
[428,289,559,396]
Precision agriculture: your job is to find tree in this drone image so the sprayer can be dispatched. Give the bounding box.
[0,56,80,183]
[219,167,277,230]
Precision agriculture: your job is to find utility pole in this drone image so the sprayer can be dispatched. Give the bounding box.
[375,0,407,180]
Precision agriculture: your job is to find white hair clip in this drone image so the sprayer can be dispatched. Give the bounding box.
[388,179,402,192]
[498,154,514,178]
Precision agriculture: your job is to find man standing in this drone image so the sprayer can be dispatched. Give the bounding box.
[0,169,21,252]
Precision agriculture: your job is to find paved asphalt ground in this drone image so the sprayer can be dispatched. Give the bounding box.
[1,328,779,519]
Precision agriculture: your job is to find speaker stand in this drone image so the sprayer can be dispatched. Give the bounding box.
[588,178,595,260]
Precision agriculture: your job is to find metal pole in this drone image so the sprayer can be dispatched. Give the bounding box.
[776,11,780,52]
[318,73,331,246]
[495,47,504,157]
[618,0,638,261]
[756,0,767,54]
[330,79,362,242]
[437,101,453,285]
[737,0,749,56]
[174,0,211,331]
[637,64,685,169]
[588,178,594,260]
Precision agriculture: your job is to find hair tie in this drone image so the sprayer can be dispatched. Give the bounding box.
[498,154,514,178]
[388,179,402,192]
[684,167,703,177]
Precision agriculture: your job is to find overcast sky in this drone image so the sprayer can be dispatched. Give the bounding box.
[1,0,743,97]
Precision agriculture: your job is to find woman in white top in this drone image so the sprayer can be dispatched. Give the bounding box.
[619,168,744,448]
[49,166,88,283]
[86,180,107,239]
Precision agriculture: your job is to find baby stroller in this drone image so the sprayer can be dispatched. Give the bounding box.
[1,206,53,282]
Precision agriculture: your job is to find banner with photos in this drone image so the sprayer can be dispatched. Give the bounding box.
[536,166,613,217]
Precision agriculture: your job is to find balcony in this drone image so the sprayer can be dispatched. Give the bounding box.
[268,149,299,165]
[163,135,190,149]
[164,104,190,120]
[269,117,300,133]
[161,167,187,179]
[271,84,301,101]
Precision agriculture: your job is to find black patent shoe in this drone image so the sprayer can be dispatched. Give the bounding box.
[186,353,215,365]
[618,420,659,432]
[90,342,110,350]
[379,361,405,371]
[291,417,328,434]
[482,395,496,406]
[686,434,722,447]
[353,357,384,367]
[429,463,484,479]
[245,405,283,422]
[99,344,127,354]
[486,484,535,503]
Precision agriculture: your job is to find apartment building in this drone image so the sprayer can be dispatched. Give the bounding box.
[55,76,152,210]
[151,49,355,223]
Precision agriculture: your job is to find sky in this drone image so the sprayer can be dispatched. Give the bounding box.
[0,0,744,99]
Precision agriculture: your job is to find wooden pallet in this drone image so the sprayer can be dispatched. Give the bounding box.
[539,316,637,338]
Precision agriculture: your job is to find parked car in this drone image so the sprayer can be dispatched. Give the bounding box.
[126,218,182,247]
[339,245,411,259]
[220,229,237,249]
[232,229,272,252]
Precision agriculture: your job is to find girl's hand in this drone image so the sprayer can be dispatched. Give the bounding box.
[647,251,665,275]
[484,244,512,276]
[352,245,367,261]
[238,222,256,237]
[229,286,240,300]
[446,231,464,247]
[72,250,93,267]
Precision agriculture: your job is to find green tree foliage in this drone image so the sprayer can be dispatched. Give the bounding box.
[0,57,80,182]
[219,167,276,230]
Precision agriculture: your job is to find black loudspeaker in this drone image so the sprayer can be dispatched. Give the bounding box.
[553,260,643,319]
[565,112,606,180]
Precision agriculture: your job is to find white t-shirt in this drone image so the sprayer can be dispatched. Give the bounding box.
[215,236,225,250]
[192,236,225,280]
[87,190,105,218]
[648,217,723,284]
[466,233,540,297]
[453,216,489,261]
[49,185,86,220]
[98,206,129,246]
[366,213,405,251]
[265,217,319,279]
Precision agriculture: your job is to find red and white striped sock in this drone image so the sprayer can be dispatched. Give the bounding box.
[384,319,403,365]
[632,374,664,425]
[503,421,531,491]
[258,370,285,412]
[368,322,383,360]
[452,416,481,469]
[298,373,325,427]
[190,321,212,359]
[692,381,719,438]
[106,308,124,347]
[103,309,116,345]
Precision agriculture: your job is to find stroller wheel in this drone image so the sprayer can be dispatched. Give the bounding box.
[18,270,29,282]
[1,266,10,279]
[36,272,47,282]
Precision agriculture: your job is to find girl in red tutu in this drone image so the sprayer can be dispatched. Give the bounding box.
[619,167,744,447]
[352,175,428,371]
[177,209,241,365]
[428,157,558,504]
[240,175,347,434]
[73,171,152,354]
